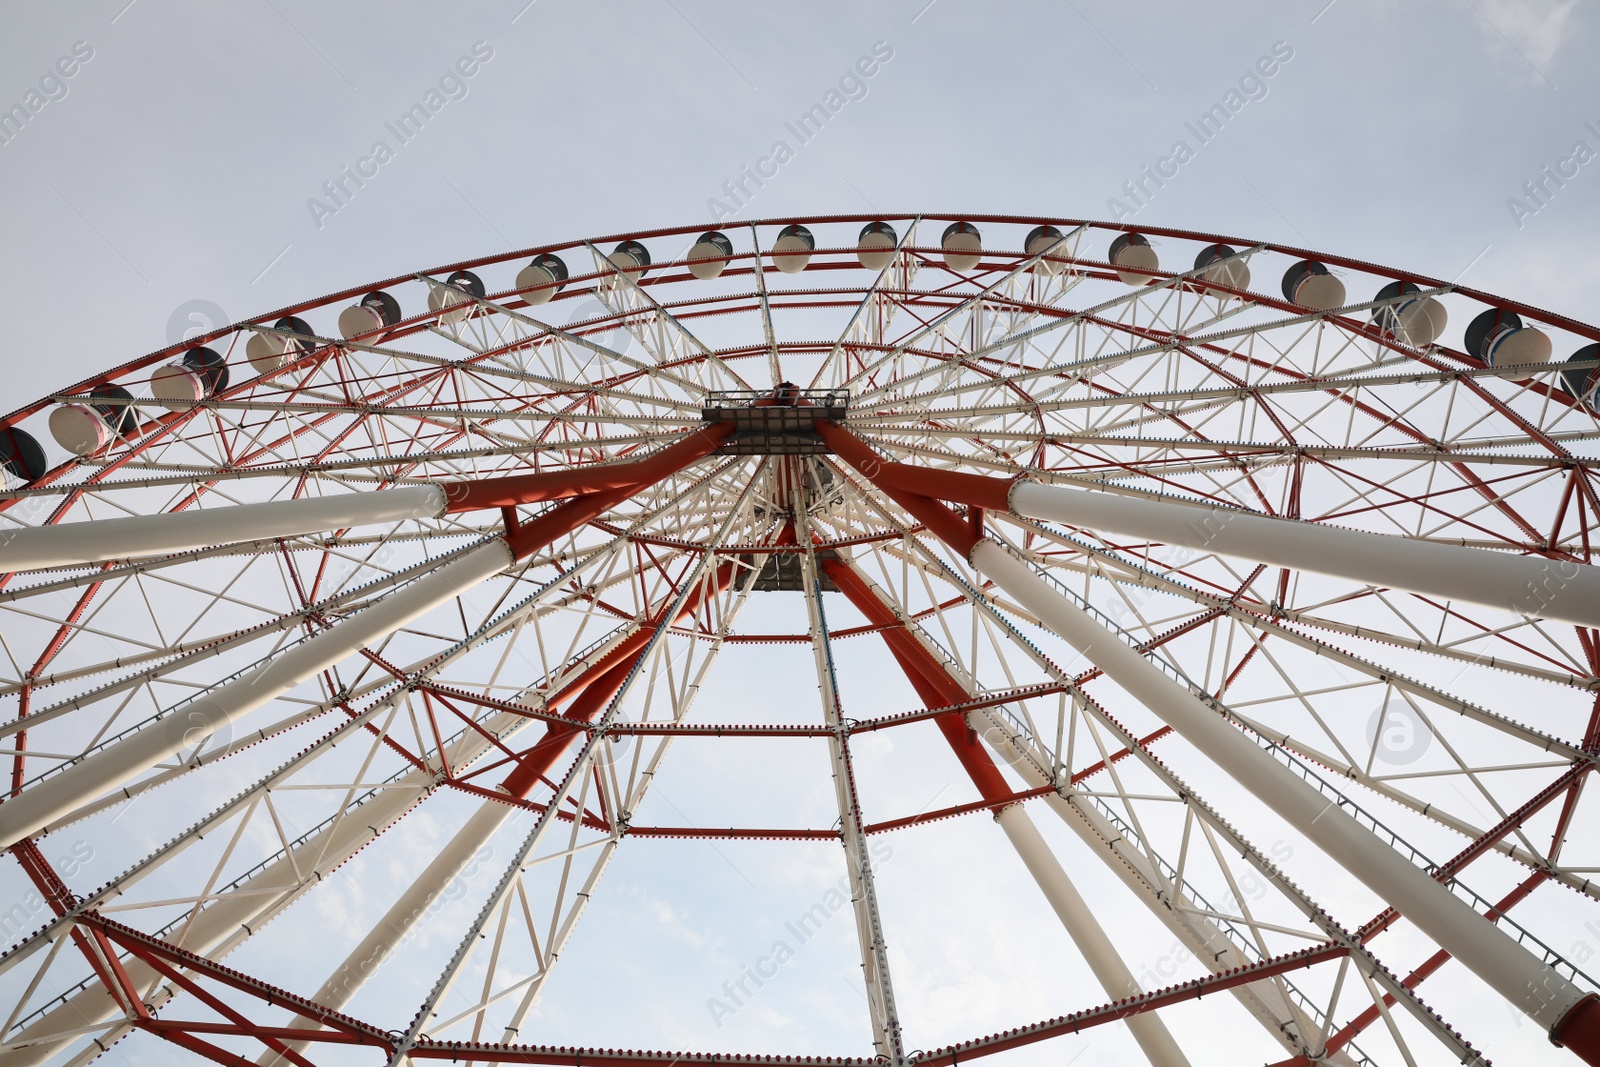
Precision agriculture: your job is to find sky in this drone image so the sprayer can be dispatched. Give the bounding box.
[1,0,1597,412]
[2,2,1599,1065]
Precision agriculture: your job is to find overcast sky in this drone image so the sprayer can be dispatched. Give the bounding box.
[2,0,1597,411]
[2,2,1597,1065]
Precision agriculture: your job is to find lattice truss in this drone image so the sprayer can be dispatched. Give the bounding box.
[0,215,1597,1067]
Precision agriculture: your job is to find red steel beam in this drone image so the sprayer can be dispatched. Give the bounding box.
[622,784,1065,842]
[392,942,1347,1067]
[122,941,320,1067]
[405,1046,878,1067]
[81,902,1348,1067]
[427,681,1068,742]
[8,838,147,1020]
[910,942,1348,1067]
[443,423,733,512]
[819,553,1013,805]
[815,421,1005,559]
[862,785,1060,835]
[501,424,733,559]
[624,826,840,841]
[88,915,393,1045]
[1356,761,1595,942]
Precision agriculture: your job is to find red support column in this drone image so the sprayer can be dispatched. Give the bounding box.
[501,425,733,560]
[445,424,733,513]
[817,556,1014,806]
[814,423,1014,520]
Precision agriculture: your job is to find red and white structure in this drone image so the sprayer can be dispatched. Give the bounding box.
[1,214,1599,1066]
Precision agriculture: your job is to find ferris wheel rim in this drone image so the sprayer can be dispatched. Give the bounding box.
[0,212,1597,1067]
[9,210,1600,436]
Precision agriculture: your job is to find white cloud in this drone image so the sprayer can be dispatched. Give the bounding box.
[1462,0,1579,79]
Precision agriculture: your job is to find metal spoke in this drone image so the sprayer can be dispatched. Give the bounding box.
[4,214,1597,1067]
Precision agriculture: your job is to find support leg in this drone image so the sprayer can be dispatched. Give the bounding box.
[821,553,1190,1067]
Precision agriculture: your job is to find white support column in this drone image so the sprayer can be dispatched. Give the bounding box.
[0,539,512,851]
[995,804,1193,1067]
[971,538,1590,1035]
[0,485,448,572]
[379,478,762,1067]
[1009,481,1600,630]
[849,504,1337,1060]
[0,517,680,1066]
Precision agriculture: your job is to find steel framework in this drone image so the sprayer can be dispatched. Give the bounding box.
[1,213,1599,1066]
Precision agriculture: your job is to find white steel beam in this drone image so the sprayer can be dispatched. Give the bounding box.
[799,535,905,1063]
[969,700,1356,1064]
[0,485,447,573]
[970,538,1594,1041]
[0,539,512,851]
[380,471,759,1067]
[1009,480,1600,630]
[0,531,667,1066]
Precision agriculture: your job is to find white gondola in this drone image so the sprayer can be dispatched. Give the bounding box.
[1468,307,1552,367]
[1281,260,1346,311]
[1108,232,1158,285]
[1024,225,1069,276]
[687,231,734,280]
[516,253,569,306]
[338,291,402,340]
[49,386,133,457]
[49,403,111,457]
[941,221,981,272]
[246,316,317,373]
[151,347,229,412]
[771,224,814,274]
[857,222,897,271]
[607,240,651,285]
[1487,327,1553,366]
[428,271,486,326]
[1194,243,1250,293]
[1371,282,1447,348]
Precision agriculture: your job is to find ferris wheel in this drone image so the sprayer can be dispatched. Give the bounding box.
[1,213,1599,1067]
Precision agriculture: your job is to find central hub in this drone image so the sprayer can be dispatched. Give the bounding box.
[701,385,847,455]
